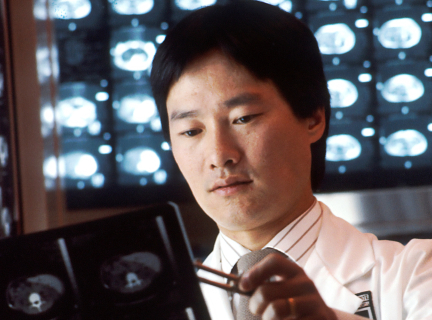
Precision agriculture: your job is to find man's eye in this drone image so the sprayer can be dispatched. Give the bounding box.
[234,115,256,124]
[181,129,201,137]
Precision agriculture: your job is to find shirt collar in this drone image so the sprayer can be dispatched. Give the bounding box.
[219,199,323,274]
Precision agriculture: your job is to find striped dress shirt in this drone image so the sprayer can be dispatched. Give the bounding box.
[219,199,323,312]
[219,198,323,274]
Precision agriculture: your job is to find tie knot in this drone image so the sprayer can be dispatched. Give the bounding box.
[237,247,284,274]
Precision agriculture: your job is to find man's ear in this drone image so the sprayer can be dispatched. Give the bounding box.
[307,107,326,144]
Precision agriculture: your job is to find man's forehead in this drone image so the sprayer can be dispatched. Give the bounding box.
[169,50,254,95]
[167,53,247,99]
[180,50,237,75]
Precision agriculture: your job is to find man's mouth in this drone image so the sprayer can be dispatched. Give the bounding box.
[210,178,253,193]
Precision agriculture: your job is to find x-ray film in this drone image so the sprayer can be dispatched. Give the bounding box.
[0,202,210,320]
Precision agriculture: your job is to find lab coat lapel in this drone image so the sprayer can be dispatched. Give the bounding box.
[304,203,376,314]
[305,251,364,313]
[200,281,234,320]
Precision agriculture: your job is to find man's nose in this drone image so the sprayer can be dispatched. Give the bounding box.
[207,128,241,169]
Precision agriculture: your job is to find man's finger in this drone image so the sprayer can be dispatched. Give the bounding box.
[248,278,316,315]
[240,253,304,291]
[261,295,320,320]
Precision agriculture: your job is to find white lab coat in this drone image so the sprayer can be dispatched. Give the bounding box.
[198,202,432,320]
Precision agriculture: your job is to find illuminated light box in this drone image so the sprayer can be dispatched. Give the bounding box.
[170,0,229,23]
[257,0,304,15]
[309,11,372,65]
[58,137,114,190]
[0,207,12,238]
[305,0,368,12]
[107,0,167,26]
[0,204,211,319]
[379,116,432,170]
[0,187,13,239]
[112,79,162,133]
[39,84,56,140]
[43,154,57,191]
[36,45,53,84]
[110,26,161,80]
[0,135,8,169]
[57,82,110,138]
[56,30,111,82]
[33,0,49,21]
[375,60,432,115]
[325,65,374,119]
[40,98,55,139]
[51,0,106,31]
[325,120,376,174]
[372,6,432,61]
[370,0,429,7]
[115,134,176,187]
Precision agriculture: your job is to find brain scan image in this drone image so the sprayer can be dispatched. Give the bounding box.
[326,134,362,162]
[100,251,162,294]
[6,274,65,315]
[384,129,428,157]
[315,23,356,55]
[111,40,156,72]
[111,0,154,15]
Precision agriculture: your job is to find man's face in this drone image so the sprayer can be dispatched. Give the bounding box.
[166,51,325,239]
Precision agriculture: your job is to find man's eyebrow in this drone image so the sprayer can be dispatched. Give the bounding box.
[223,93,262,108]
[169,93,261,121]
[170,110,198,121]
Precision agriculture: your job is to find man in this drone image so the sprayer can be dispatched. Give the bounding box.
[150,1,432,319]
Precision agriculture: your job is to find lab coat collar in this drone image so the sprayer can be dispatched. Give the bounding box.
[303,202,377,313]
[311,202,376,285]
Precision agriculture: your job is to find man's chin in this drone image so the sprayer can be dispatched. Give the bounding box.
[214,214,265,234]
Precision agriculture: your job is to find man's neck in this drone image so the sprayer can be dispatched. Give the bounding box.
[219,196,316,251]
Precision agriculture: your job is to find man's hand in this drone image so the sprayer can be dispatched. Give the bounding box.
[239,253,337,320]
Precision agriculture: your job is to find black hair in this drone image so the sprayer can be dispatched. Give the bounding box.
[150,0,330,191]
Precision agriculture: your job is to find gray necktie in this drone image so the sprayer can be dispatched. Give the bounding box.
[233,248,285,320]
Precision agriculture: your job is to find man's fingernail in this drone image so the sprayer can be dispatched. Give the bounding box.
[249,301,258,314]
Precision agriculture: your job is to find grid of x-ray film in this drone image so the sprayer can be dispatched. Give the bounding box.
[36,0,432,207]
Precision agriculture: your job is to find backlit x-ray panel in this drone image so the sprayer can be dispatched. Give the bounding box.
[372,6,432,61]
[326,120,376,174]
[375,61,432,115]
[325,65,374,119]
[256,0,305,15]
[44,0,432,207]
[112,79,162,133]
[107,0,167,26]
[170,0,229,22]
[53,137,114,190]
[116,134,175,187]
[51,0,106,30]
[306,0,368,11]
[306,0,432,192]
[57,82,110,137]
[45,0,184,208]
[370,0,431,8]
[309,10,372,65]
[56,30,111,82]
[110,26,161,80]
[379,116,432,170]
